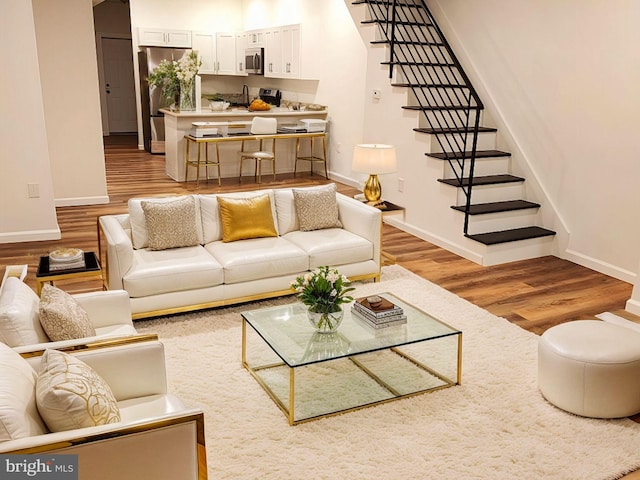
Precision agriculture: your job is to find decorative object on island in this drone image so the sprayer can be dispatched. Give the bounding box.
[352,144,397,202]
[291,266,355,333]
[147,51,201,111]
[351,294,407,329]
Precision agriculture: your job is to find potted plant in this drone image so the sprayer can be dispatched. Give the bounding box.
[291,266,355,333]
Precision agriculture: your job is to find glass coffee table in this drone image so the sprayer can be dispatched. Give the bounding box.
[241,293,462,425]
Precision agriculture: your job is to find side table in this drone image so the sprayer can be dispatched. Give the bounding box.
[36,251,103,295]
[369,200,405,266]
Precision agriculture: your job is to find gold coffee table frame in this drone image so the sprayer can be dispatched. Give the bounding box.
[241,294,462,426]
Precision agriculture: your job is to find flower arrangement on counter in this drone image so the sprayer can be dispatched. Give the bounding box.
[147,51,201,110]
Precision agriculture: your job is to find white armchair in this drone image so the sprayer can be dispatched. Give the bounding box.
[0,277,147,354]
[0,340,207,480]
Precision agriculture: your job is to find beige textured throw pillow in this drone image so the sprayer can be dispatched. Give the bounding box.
[293,183,342,231]
[39,284,96,341]
[36,349,121,432]
[141,196,200,250]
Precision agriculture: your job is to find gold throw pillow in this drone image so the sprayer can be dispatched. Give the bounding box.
[218,194,278,242]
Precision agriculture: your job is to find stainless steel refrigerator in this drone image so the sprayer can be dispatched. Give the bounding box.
[138,47,190,154]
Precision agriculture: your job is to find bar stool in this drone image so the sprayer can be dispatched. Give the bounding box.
[184,136,221,187]
[239,117,277,183]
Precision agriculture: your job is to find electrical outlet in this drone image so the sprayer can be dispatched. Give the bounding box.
[398,178,404,192]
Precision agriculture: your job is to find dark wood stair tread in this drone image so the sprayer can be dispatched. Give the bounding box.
[452,200,539,215]
[372,40,444,47]
[465,227,556,245]
[438,174,524,187]
[393,83,467,88]
[383,61,455,67]
[403,105,481,111]
[353,0,421,6]
[362,19,432,26]
[427,150,510,160]
[415,126,497,134]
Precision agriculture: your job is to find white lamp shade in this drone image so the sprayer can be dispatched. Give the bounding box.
[352,144,397,174]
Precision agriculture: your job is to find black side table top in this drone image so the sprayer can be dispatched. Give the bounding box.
[36,251,100,277]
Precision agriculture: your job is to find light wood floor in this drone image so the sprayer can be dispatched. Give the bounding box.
[2,135,640,476]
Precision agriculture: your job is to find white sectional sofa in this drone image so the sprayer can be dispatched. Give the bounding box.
[98,184,382,319]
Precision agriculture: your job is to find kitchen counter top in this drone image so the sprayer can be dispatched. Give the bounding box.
[160,107,327,118]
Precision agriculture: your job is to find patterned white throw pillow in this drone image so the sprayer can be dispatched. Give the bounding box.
[36,349,121,432]
[293,183,343,231]
[141,196,200,250]
[39,284,96,341]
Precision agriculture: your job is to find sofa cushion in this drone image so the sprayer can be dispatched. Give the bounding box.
[205,237,308,284]
[129,195,203,249]
[141,196,200,251]
[123,245,224,298]
[284,229,373,269]
[218,194,278,242]
[39,284,96,341]
[36,349,121,432]
[293,183,342,231]
[0,277,49,347]
[274,189,298,235]
[0,342,48,441]
[200,190,279,244]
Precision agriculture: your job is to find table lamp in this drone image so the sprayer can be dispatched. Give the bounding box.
[352,144,397,202]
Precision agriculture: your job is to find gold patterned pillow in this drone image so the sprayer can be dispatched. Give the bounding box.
[141,196,200,250]
[293,183,343,231]
[218,194,278,242]
[39,284,96,341]
[35,349,121,432]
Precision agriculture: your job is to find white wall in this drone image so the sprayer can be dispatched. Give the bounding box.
[0,0,59,243]
[427,0,640,280]
[32,0,109,207]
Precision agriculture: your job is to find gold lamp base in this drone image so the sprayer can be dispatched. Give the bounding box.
[363,174,382,202]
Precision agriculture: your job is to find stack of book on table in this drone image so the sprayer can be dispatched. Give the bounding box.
[351,295,407,329]
[49,248,85,272]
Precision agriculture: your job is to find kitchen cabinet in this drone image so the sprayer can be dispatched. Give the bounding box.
[236,32,247,75]
[138,28,191,48]
[215,32,237,75]
[192,31,244,76]
[281,24,301,78]
[192,32,215,74]
[264,28,282,77]
[245,29,265,48]
[264,24,309,79]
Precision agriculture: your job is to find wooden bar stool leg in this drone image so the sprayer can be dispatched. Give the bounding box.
[204,143,209,184]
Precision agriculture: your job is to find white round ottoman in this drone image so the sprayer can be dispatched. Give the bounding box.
[538,320,640,418]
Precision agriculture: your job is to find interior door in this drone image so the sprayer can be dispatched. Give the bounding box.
[102,37,137,133]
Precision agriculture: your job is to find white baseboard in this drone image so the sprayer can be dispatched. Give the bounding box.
[0,228,61,244]
[625,298,640,316]
[55,195,110,207]
[563,249,636,284]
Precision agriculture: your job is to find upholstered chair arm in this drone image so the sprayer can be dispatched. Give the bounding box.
[99,214,134,290]
[73,289,133,329]
[0,410,207,480]
[336,194,382,267]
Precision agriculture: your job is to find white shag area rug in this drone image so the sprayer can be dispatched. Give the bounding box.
[136,265,640,480]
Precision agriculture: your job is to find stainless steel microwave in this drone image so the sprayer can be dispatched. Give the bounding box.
[245,47,264,75]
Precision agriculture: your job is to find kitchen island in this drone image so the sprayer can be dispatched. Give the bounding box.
[161,107,328,182]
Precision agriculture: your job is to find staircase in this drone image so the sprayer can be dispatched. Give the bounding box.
[351,0,555,247]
